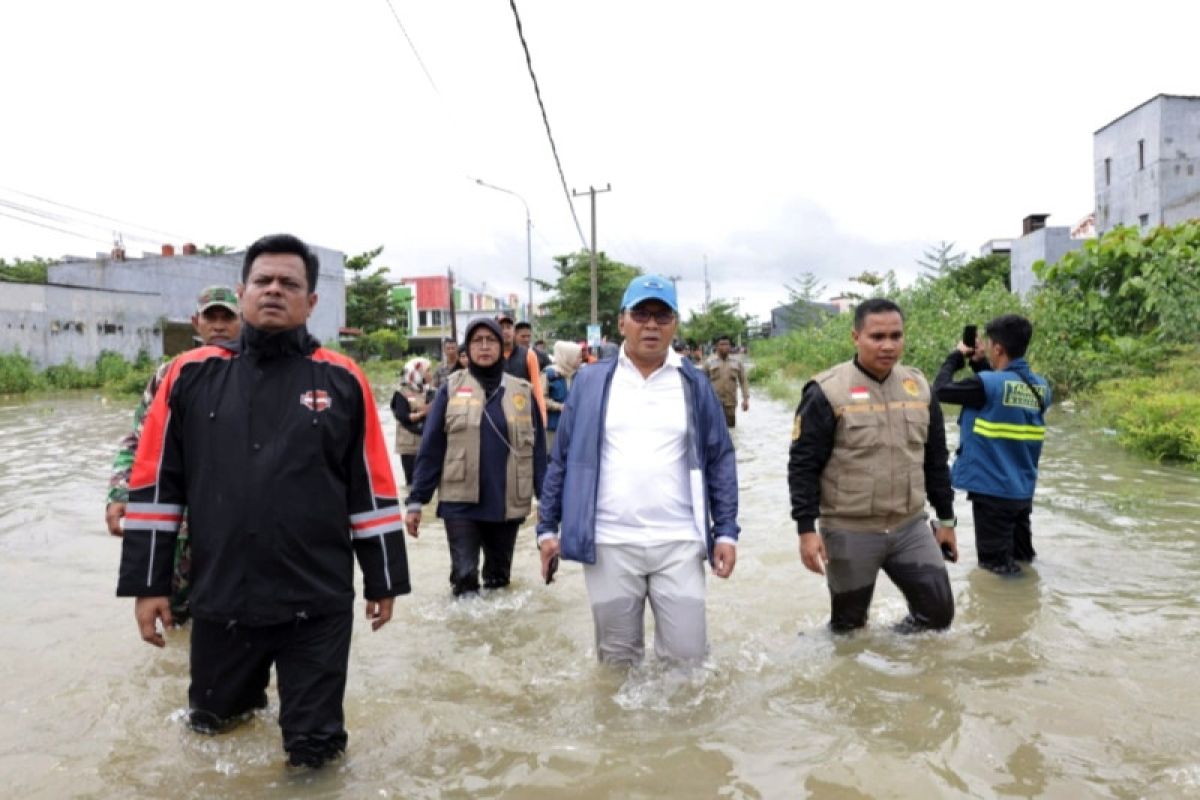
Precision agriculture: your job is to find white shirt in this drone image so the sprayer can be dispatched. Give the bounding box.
[594,344,703,546]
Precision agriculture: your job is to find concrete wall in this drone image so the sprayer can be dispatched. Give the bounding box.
[47,245,346,344]
[1010,226,1083,296]
[1095,95,1200,233]
[1159,97,1200,226]
[0,283,162,368]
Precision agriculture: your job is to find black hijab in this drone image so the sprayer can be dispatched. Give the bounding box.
[463,318,505,394]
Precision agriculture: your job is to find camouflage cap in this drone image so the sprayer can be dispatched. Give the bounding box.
[196,285,239,315]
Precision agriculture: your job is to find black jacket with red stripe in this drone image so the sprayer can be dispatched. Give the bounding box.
[117,323,410,625]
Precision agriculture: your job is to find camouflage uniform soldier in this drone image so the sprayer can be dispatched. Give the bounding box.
[105,285,241,623]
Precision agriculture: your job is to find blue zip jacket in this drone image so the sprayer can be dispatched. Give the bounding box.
[951,359,1050,501]
[536,355,740,565]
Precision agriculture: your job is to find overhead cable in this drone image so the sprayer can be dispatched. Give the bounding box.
[506,0,588,250]
[380,0,439,94]
[0,184,192,242]
[0,209,111,245]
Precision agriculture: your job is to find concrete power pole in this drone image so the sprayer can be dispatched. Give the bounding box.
[571,184,612,324]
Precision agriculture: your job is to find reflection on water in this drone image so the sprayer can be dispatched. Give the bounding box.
[1,392,1199,797]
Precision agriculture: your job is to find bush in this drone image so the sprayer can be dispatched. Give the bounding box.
[44,359,102,390]
[1092,351,1200,466]
[0,352,41,394]
[96,350,132,384]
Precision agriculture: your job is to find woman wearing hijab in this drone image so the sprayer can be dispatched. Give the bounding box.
[405,318,547,596]
[542,340,583,453]
[390,357,433,486]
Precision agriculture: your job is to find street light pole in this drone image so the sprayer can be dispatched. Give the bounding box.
[473,178,533,319]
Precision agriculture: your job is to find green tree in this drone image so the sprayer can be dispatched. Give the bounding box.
[0,256,51,283]
[917,240,967,281]
[535,251,642,341]
[943,253,1011,293]
[681,299,752,346]
[200,244,233,256]
[344,245,399,336]
[779,271,831,329]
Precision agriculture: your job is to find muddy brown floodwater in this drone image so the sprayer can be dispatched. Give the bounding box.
[1,389,1198,798]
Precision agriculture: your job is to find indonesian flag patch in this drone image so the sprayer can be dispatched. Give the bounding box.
[456,387,474,397]
[850,386,870,402]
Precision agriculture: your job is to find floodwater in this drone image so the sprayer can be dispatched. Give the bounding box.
[1,388,1198,799]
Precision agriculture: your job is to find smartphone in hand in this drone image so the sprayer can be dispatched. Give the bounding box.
[930,520,957,563]
[544,555,559,585]
[962,324,977,352]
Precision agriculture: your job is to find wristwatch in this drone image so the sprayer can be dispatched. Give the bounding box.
[937,517,957,528]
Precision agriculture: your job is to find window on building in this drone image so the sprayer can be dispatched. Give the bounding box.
[1139,213,1150,228]
[1104,158,1111,186]
[1138,139,1145,171]
[418,310,429,327]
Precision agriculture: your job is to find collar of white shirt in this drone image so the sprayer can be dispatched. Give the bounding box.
[617,342,684,377]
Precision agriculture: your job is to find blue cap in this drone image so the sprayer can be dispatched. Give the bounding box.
[621,274,678,312]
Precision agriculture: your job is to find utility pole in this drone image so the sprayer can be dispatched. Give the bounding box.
[472,178,533,322]
[447,267,458,344]
[703,254,711,312]
[571,183,611,324]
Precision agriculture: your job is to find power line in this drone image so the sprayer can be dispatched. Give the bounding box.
[380,0,439,94]
[0,209,111,245]
[0,197,162,247]
[0,184,191,242]
[506,0,588,250]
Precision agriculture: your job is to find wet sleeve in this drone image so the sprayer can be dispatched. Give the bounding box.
[342,363,410,600]
[933,350,986,408]
[787,381,836,534]
[117,362,186,597]
[923,399,955,521]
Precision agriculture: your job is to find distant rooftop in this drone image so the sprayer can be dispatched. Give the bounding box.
[1094,93,1200,135]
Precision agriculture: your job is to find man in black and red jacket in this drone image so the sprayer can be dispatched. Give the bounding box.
[117,233,411,769]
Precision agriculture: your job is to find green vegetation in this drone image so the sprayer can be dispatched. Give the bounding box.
[535,251,641,342]
[0,350,157,396]
[343,245,408,358]
[680,299,753,347]
[751,221,1200,466]
[0,256,52,284]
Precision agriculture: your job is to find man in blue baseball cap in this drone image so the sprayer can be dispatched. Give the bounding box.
[536,274,740,667]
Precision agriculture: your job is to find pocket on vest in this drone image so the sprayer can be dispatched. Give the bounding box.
[836,472,874,511]
[514,453,533,500]
[444,445,467,482]
[837,412,877,449]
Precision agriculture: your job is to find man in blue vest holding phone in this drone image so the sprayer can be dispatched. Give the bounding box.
[934,314,1051,576]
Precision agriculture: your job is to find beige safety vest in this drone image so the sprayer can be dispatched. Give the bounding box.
[815,360,931,532]
[393,385,428,456]
[439,370,536,520]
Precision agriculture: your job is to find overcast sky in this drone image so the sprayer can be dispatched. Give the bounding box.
[1,1,1195,320]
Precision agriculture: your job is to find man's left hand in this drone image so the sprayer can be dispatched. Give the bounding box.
[741,398,749,412]
[934,525,959,562]
[366,597,394,631]
[712,542,737,579]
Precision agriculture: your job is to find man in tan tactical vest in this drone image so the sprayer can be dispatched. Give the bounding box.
[787,298,958,633]
[704,334,750,427]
